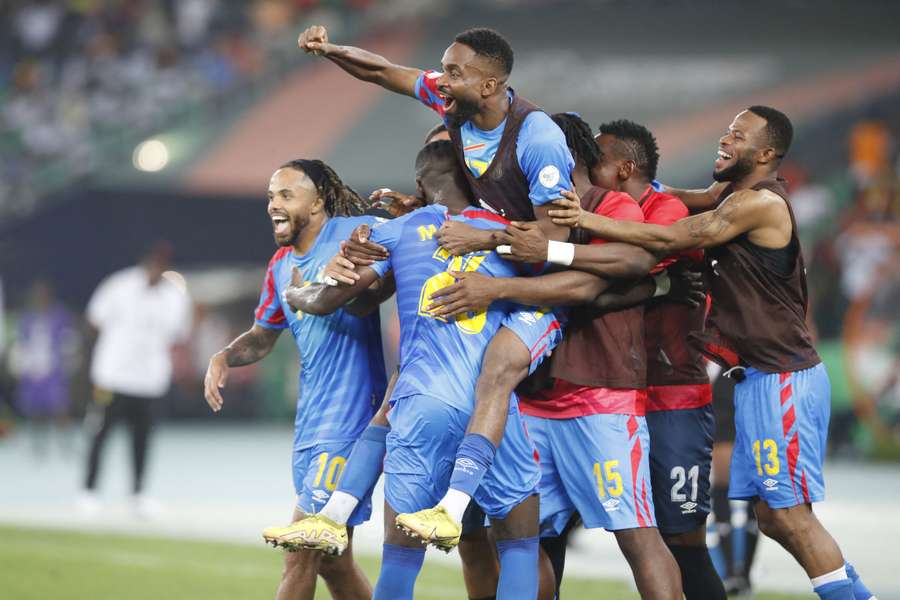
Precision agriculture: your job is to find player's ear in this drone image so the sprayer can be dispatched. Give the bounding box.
[311,195,325,214]
[481,76,497,97]
[757,146,778,166]
[619,159,635,181]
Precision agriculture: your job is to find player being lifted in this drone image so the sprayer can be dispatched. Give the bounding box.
[549,106,876,600]
[286,140,567,600]
[203,160,389,600]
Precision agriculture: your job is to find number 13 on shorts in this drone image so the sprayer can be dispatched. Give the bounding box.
[752,438,780,476]
[593,460,623,497]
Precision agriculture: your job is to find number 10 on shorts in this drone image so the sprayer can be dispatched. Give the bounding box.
[593,460,623,498]
[314,453,347,492]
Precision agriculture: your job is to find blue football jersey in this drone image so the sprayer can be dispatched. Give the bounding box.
[368,204,526,413]
[255,216,388,449]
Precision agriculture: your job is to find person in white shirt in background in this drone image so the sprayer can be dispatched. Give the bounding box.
[80,242,191,517]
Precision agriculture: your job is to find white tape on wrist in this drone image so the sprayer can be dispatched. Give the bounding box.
[547,240,575,266]
[324,276,339,287]
[653,271,671,297]
[496,245,512,255]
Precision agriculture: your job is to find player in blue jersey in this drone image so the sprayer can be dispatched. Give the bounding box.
[203,159,389,600]
[284,141,569,600]
[296,24,573,237]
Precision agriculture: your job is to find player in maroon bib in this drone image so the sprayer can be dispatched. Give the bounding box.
[586,119,724,600]
[549,107,875,600]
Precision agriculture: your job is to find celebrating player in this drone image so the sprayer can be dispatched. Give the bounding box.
[549,106,876,600]
[203,160,389,600]
[589,118,725,599]
[296,24,574,232]
[285,140,565,600]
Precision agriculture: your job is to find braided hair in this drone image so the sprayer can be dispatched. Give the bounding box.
[551,112,600,170]
[279,159,369,217]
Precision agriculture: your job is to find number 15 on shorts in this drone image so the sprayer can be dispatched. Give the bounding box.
[593,460,623,497]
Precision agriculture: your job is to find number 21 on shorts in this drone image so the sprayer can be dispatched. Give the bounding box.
[752,439,780,476]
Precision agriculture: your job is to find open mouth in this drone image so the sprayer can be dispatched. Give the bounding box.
[271,214,290,236]
[439,90,457,112]
[714,148,733,170]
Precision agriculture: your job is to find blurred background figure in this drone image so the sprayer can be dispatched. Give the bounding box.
[8,279,79,458]
[80,241,191,517]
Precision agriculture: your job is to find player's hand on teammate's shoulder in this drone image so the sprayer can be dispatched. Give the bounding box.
[548,190,586,228]
[665,263,707,308]
[427,271,496,318]
[496,221,549,263]
[203,353,228,413]
[298,25,333,56]
[436,220,492,256]
[341,224,388,266]
[369,188,422,217]
[325,248,362,286]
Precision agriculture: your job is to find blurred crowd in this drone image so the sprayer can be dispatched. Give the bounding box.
[0,0,371,216]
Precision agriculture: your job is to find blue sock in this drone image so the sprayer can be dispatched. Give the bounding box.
[815,579,854,600]
[372,543,425,600]
[845,562,875,600]
[336,424,388,500]
[449,433,496,496]
[496,536,539,600]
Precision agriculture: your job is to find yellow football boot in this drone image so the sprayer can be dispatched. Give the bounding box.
[395,506,461,552]
[262,514,349,555]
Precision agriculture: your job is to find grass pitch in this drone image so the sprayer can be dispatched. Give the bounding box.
[0,524,805,599]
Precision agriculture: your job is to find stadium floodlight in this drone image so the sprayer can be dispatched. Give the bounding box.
[133,139,170,172]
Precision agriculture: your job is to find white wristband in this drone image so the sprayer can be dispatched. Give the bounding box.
[653,271,671,297]
[547,240,575,266]
[496,244,512,255]
[323,276,338,287]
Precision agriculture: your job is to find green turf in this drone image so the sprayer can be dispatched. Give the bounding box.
[0,525,806,599]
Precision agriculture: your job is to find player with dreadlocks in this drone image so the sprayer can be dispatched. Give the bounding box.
[203,159,390,600]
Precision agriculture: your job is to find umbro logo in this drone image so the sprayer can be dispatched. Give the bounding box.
[680,501,698,514]
[517,312,537,325]
[763,478,779,490]
[455,458,479,475]
[602,498,620,512]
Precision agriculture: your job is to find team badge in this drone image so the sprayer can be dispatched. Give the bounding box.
[539,165,560,188]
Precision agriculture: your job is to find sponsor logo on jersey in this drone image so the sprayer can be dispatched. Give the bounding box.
[763,478,779,491]
[602,498,620,512]
[680,501,698,514]
[539,165,560,189]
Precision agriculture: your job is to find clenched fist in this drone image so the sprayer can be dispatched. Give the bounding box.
[298,25,335,56]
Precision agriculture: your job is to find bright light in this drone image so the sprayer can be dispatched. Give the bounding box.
[133,139,169,172]
[162,270,187,294]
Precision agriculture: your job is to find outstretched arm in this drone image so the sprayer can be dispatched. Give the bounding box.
[550,188,783,254]
[298,25,421,97]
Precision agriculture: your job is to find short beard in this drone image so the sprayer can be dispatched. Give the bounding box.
[274,215,303,247]
[445,96,480,128]
[713,155,755,183]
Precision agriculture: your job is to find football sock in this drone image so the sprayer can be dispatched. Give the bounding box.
[496,536,539,600]
[845,561,876,600]
[668,545,727,600]
[319,491,358,525]
[372,543,425,600]
[812,566,854,600]
[441,434,496,522]
[334,424,388,500]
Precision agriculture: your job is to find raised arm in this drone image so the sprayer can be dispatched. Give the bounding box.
[298,25,421,97]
